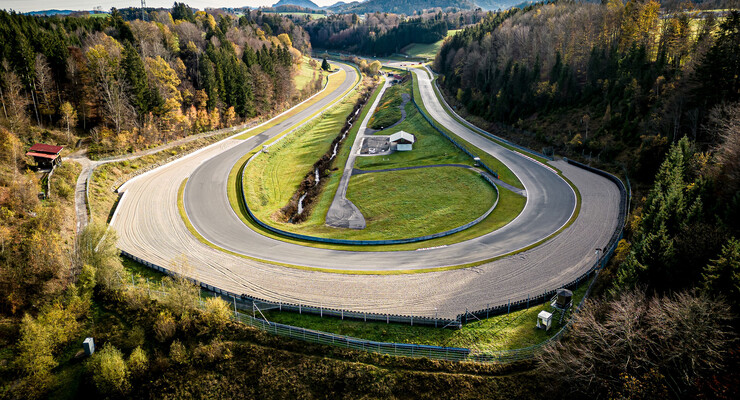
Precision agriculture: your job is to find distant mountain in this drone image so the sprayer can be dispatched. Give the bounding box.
[473,0,529,10]
[328,0,477,15]
[323,1,348,9]
[272,0,321,10]
[24,9,76,16]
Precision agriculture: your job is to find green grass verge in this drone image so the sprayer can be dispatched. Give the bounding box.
[356,102,471,170]
[294,56,326,93]
[422,68,555,166]
[368,77,410,129]
[345,167,496,240]
[260,276,592,353]
[234,67,348,140]
[243,87,362,229]
[401,29,460,59]
[411,75,524,190]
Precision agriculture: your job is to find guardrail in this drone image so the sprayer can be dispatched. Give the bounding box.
[426,69,554,162]
[122,250,461,329]
[409,72,500,180]
[117,62,631,363]
[236,78,499,245]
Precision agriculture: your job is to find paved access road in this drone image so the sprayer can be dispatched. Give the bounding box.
[111,62,620,317]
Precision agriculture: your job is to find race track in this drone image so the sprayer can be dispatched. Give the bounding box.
[111,62,621,318]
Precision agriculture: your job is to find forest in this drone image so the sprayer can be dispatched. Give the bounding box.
[327,0,478,16]
[435,1,738,177]
[434,1,740,396]
[303,9,485,55]
[0,3,315,157]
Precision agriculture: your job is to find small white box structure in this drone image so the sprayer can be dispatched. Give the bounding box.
[83,337,95,356]
[537,311,553,331]
[389,131,416,151]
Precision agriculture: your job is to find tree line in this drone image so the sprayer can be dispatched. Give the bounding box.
[302,10,486,56]
[436,1,739,180]
[0,4,317,157]
[432,1,740,396]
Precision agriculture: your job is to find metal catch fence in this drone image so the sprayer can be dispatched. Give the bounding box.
[114,66,631,363]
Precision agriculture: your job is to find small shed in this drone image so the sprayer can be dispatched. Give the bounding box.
[554,288,573,309]
[537,310,553,331]
[26,143,63,169]
[389,131,416,152]
[83,337,95,356]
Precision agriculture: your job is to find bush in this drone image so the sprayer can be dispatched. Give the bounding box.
[169,340,189,365]
[78,223,124,291]
[193,339,232,363]
[127,346,148,377]
[201,297,232,332]
[89,343,129,395]
[154,311,176,343]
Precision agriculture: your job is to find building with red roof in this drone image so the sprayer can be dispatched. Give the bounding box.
[26,143,63,169]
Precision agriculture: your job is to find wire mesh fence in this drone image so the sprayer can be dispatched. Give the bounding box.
[115,66,630,363]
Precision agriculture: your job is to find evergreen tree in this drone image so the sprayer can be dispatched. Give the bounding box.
[703,238,740,307]
[121,43,155,119]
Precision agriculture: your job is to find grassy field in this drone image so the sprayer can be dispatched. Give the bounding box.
[243,87,363,227]
[234,67,346,140]
[402,29,461,59]
[241,76,513,242]
[227,73,528,253]
[346,167,496,239]
[261,278,591,354]
[411,73,524,189]
[294,56,325,93]
[275,11,327,19]
[368,77,411,129]
[356,102,471,170]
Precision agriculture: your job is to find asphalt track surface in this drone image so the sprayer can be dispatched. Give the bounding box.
[111,62,621,317]
[181,69,578,269]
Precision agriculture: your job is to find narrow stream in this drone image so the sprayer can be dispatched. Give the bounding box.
[330,143,339,160]
[314,168,320,184]
[296,192,307,215]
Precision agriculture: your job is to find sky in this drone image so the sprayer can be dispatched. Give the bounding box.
[1,0,341,13]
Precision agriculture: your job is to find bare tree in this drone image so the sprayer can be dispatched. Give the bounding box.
[85,34,134,133]
[35,54,55,126]
[538,289,735,398]
[1,62,30,133]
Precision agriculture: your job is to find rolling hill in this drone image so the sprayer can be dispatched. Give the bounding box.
[273,0,321,10]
